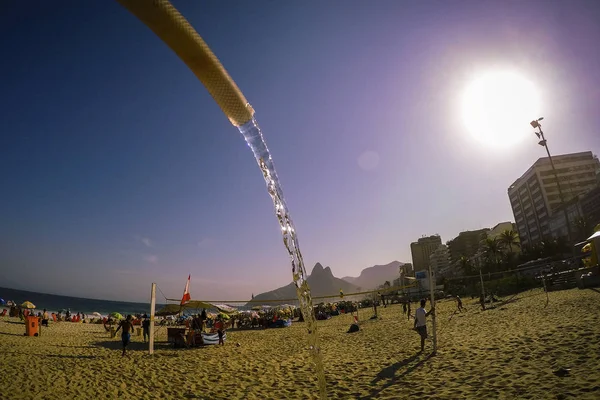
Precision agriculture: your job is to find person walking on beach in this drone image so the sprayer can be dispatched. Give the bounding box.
[402,301,407,315]
[380,292,386,308]
[142,314,150,343]
[407,301,411,321]
[115,315,135,356]
[414,299,434,353]
[456,295,464,312]
[214,317,225,346]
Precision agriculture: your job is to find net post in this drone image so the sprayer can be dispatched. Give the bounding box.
[149,282,156,355]
[428,264,437,354]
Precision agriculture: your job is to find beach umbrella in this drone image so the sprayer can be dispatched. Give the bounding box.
[0,298,5,305]
[92,312,102,317]
[21,301,36,309]
[110,312,123,320]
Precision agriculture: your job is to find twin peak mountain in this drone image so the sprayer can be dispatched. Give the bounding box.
[250,261,403,304]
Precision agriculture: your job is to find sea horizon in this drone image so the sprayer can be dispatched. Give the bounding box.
[0,286,164,317]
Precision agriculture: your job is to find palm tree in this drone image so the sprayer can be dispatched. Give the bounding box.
[498,229,520,253]
[481,237,502,272]
[459,255,474,276]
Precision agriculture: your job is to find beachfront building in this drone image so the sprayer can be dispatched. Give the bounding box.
[393,263,414,289]
[508,151,600,246]
[447,228,489,266]
[487,221,516,239]
[410,235,442,274]
[548,199,584,241]
[429,244,451,278]
[581,186,600,229]
[399,263,414,277]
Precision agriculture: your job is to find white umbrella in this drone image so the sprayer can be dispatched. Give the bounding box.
[92,312,102,317]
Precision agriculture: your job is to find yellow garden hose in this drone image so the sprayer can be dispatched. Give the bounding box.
[116,0,254,127]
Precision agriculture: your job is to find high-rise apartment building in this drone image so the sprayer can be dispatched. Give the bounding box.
[429,244,451,277]
[410,235,442,273]
[581,186,600,229]
[508,151,600,246]
[447,229,489,265]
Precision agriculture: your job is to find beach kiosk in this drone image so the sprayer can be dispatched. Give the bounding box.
[156,300,234,348]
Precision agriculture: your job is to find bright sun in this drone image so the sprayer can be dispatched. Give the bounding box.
[462,70,541,148]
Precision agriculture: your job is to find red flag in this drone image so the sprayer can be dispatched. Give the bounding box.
[180,274,191,305]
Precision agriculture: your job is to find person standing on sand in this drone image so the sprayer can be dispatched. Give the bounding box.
[407,301,411,321]
[142,314,150,343]
[115,315,135,356]
[456,295,464,312]
[214,317,225,346]
[402,301,407,315]
[414,299,434,352]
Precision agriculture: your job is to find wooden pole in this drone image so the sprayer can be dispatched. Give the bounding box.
[149,283,156,355]
[428,264,437,353]
[542,274,549,307]
[478,255,486,310]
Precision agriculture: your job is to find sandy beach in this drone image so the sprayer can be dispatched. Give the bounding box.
[1,288,599,399]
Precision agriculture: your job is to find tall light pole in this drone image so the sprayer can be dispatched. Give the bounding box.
[530,117,574,253]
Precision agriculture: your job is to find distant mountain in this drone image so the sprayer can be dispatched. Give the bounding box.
[342,261,404,290]
[249,263,359,305]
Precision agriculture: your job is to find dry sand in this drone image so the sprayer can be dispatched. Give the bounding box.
[1,288,599,399]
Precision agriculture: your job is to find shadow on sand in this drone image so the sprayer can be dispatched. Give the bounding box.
[93,340,210,353]
[2,350,100,360]
[0,331,25,337]
[360,352,434,399]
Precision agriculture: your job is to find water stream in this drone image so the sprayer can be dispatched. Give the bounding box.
[238,116,327,400]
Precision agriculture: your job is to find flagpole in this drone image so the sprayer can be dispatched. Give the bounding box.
[149,282,156,355]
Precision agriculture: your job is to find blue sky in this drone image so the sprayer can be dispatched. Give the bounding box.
[1,0,599,302]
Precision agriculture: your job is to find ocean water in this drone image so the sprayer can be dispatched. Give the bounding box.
[0,287,164,317]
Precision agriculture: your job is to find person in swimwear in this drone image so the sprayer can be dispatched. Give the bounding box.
[115,315,135,356]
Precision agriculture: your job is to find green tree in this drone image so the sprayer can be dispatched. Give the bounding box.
[481,237,503,273]
[459,255,475,276]
[498,229,520,253]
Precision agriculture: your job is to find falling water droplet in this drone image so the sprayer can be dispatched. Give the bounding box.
[238,117,327,399]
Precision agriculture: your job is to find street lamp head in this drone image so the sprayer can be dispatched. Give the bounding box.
[530,117,544,129]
